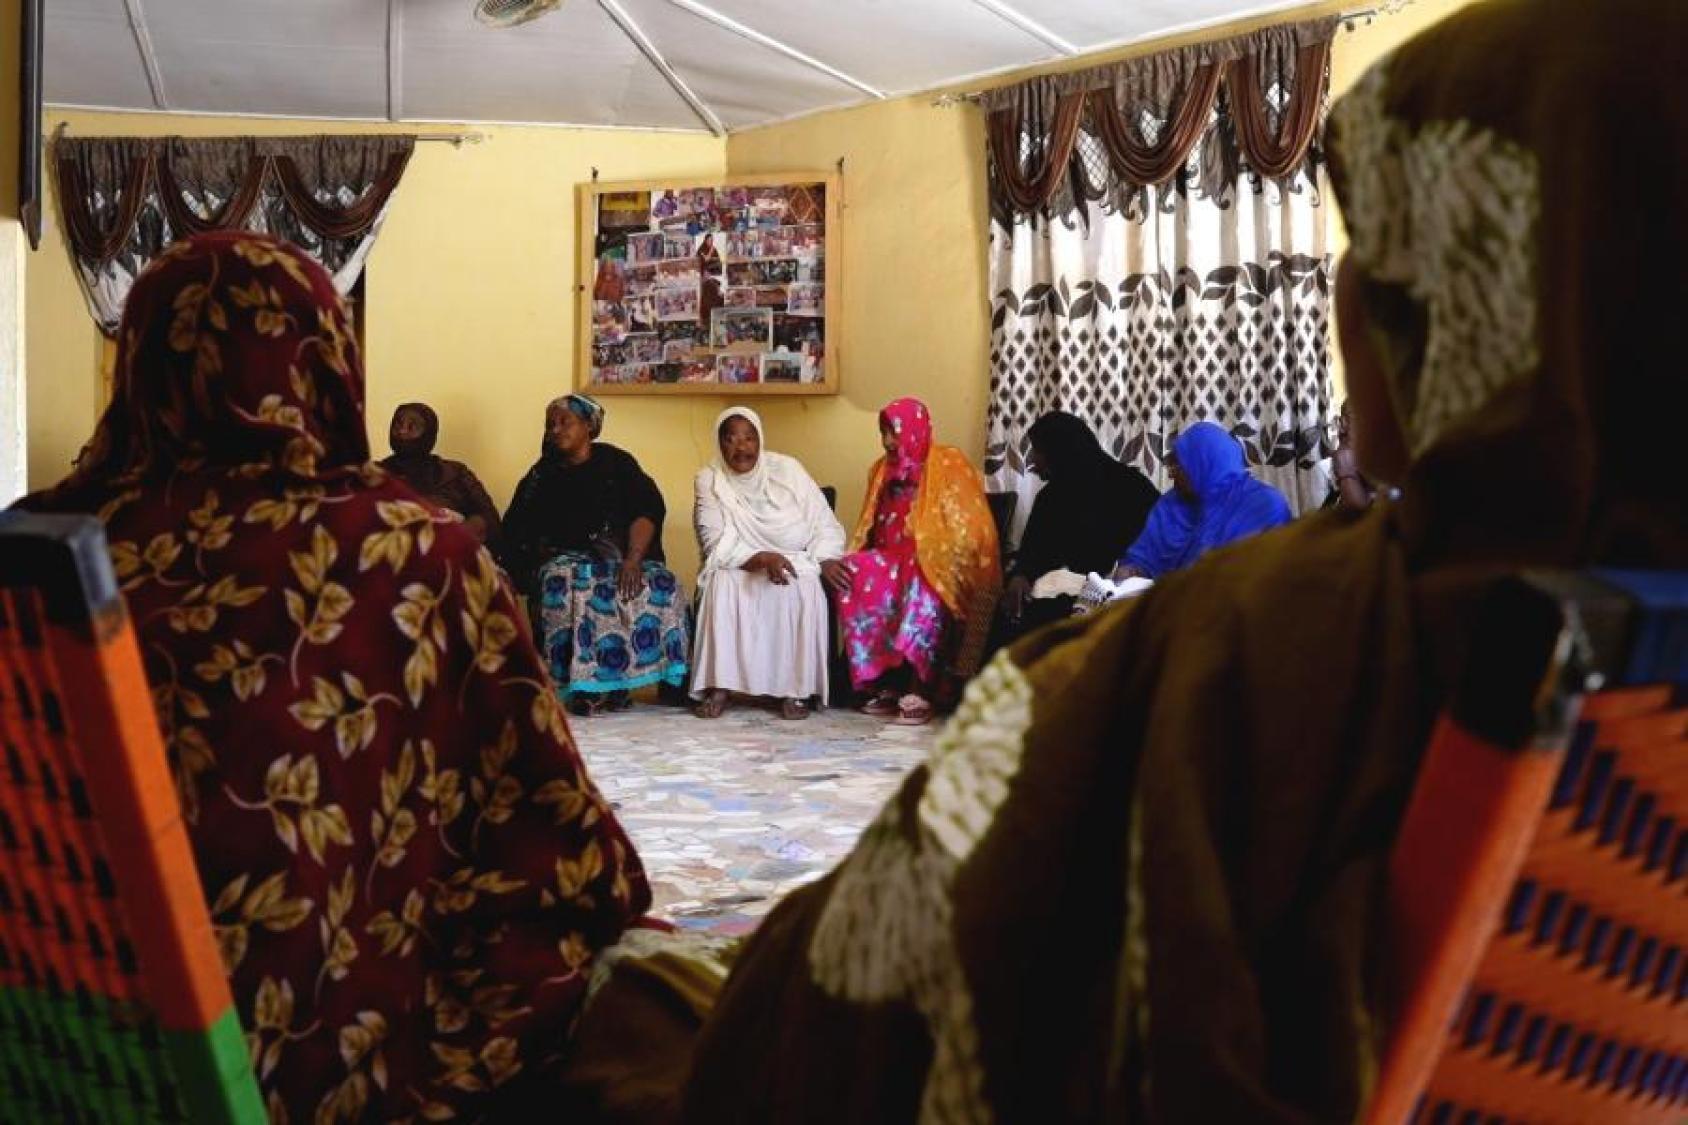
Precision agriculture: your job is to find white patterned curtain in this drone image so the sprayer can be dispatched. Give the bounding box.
[985,19,1338,534]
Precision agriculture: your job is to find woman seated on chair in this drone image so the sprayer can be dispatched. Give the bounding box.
[379,401,503,546]
[14,232,650,1121]
[691,407,848,721]
[499,394,689,715]
[833,397,1000,726]
[684,3,1687,1120]
[997,410,1160,644]
[1112,419,1291,581]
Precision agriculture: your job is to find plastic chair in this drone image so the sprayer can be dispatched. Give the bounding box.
[0,512,265,1123]
[1368,571,1688,1125]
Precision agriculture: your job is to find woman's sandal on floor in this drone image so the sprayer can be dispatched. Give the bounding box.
[889,694,933,726]
[780,698,812,721]
[569,695,608,718]
[859,690,900,717]
[694,691,730,720]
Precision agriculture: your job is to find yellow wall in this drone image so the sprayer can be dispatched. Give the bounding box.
[0,0,15,219]
[25,110,726,576]
[24,0,1481,576]
[2,0,26,501]
[726,96,990,542]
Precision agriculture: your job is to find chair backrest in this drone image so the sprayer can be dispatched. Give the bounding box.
[0,512,265,1123]
[1369,570,1688,1125]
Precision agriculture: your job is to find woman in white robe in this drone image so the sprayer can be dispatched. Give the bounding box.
[691,407,849,720]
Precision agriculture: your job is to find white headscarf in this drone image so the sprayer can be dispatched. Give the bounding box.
[697,407,845,577]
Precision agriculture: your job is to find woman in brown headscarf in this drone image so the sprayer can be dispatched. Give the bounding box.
[380,401,502,546]
[16,232,652,1122]
[682,2,1688,1120]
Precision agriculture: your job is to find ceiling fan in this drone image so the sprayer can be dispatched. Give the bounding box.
[474,0,565,27]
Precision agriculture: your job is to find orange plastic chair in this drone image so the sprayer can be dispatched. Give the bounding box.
[1368,572,1688,1125]
[0,512,265,1122]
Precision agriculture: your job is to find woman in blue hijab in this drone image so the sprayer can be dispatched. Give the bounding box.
[1115,421,1291,579]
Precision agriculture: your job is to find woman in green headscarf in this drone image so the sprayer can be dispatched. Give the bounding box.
[682,2,1688,1120]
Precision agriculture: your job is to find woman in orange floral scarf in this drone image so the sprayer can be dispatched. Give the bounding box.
[829,398,1000,725]
[16,232,651,1122]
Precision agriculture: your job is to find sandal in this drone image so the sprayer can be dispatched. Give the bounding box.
[568,695,608,718]
[890,694,933,726]
[859,691,900,717]
[780,698,812,721]
[694,690,730,720]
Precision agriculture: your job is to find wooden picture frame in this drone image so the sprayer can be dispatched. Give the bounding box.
[575,172,840,396]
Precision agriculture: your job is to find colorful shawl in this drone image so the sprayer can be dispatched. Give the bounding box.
[848,398,1001,619]
[685,3,1687,1121]
[1123,421,1291,578]
[17,232,651,1122]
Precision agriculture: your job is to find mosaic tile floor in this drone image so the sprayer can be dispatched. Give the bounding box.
[573,701,936,937]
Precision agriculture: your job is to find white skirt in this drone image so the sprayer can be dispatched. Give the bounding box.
[690,567,830,701]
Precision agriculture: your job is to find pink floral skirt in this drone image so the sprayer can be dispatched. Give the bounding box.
[837,546,949,690]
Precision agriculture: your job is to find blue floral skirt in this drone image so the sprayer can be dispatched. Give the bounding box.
[537,552,690,699]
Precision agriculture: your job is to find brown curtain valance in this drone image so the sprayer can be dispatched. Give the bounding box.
[984,17,1337,220]
[54,134,414,266]
[51,134,415,334]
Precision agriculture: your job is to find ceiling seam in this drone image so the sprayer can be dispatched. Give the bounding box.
[597,0,726,136]
[119,0,170,109]
[658,0,885,100]
[966,0,1078,56]
[46,101,717,134]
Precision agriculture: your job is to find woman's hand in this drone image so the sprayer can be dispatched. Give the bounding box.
[820,558,854,596]
[745,551,798,586]
[618,557,644,601]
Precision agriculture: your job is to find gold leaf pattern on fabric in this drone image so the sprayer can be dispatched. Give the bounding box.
[554,840,606,901]
[361,499,438,573]
[393,578,450,707]
[246,487,326,530]
[19,231,652,1119]
[366,889,426,959]
[187,491,234,552]
[229,278,295,338]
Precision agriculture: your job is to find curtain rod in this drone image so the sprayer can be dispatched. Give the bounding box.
[51,123,486,146]
[932,3,1403,106]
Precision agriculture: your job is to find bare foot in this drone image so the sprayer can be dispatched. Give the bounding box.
[780,698,812,721]
[889,693,933,726]
[694,690,730,719]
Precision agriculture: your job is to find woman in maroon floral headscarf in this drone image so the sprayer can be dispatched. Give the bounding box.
[17,232,652,1122]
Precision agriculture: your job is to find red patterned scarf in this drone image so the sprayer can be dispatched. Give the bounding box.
[21,232,651,1121]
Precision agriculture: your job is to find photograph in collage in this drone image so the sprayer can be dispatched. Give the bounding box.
[719,354,761,384]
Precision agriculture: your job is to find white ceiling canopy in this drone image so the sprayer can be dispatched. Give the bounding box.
[46,0,1326,134]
